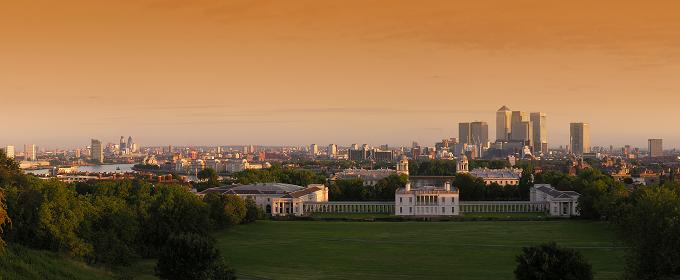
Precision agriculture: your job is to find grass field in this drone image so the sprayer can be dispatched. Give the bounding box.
[213,220,626,280]
[461,212,548,218]
[309,213,395,219]
[0,245,115,280]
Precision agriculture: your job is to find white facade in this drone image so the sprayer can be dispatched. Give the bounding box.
[199,183,329,216]
[395,181,460,216]
[530,184,580,217]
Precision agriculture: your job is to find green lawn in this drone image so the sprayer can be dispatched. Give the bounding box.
[214,220,626,280]
[310,213,394,219]
[461,212,548,218]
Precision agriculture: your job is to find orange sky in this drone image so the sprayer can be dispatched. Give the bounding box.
[2,0,680,148]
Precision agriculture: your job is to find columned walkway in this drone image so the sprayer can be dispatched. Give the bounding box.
[304,201,395,214]
[459,201,547,213]
[303,201,548,214]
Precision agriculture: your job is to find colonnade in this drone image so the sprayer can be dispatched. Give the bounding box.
[304,202,394,214]
[458,202,546,213]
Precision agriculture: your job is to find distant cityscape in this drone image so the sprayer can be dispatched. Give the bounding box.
[2,106,676,175]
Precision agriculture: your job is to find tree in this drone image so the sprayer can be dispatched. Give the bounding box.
[368,174,407,201]
[80,195,139,265]
[197,168,220,191]
[139,185,210,256]
[204,193,246,229]
[515,242,593,280]
[243,198,263,223]
[618,184,680,280]
[155,233,236,280]
[0,189,8,249]
[330,179,367,201]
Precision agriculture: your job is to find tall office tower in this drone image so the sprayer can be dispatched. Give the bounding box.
[648,139,663,158]
[91,139,104,163]
[74,149,81,159]
[470,121,489,146]
[496,106,512,141]
[569,123,590,155]
[128,136,134,152]
[4,145,15,159]
[459,122,471,144]
[510,111,530,141]
[119,136,127,154]
[328,144,338,158]
[310,144,319,156]
[530,112,548,154]
[351,143,359,150]
[24,144,37,161]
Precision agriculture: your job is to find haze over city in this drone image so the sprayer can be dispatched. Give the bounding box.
[2,0,680,148]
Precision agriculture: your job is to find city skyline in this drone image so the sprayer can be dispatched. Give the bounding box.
[2,1,680,148]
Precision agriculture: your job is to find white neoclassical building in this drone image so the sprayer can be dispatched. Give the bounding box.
[199,183,328,216]
[530,184,580,217]
[395,181,460,216]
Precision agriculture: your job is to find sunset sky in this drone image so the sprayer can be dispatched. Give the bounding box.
[2,0,680,149]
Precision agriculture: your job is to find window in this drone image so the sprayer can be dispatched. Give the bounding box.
[400,207,403,213]
[399,197,403,203]
[441,197,444,203]
[409,207,412,213]
[452,207,455,213]
[442,207,445,213]
[409,197,412,203]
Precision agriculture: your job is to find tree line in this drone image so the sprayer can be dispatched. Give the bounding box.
[528,167,680,280]
[0,150,261,279]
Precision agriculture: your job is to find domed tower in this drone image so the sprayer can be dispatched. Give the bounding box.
[457,153,469,174]
[397,155,409,176]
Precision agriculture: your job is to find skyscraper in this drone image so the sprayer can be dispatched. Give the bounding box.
[496,106,512,141]
[459,122,471,144]
[328,144,338,159]
[4,145,15,159]
[24,144,36,161]
[310,144,319,156]
[648,139,663,158]
[530,112,547,154]
[570,123,590,155]
[510,111,529,142]
[119,136,127,154]
[91,139,104,163]
[470,121,489,146]
[128,136,134,152]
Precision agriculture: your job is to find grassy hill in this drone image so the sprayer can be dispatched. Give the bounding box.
[0,245,115,280]
[0,245,116,280]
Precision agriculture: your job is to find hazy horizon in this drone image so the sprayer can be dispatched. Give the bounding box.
[3,1,680,149]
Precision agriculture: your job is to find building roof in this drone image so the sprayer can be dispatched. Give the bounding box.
[497,105,511,112]
[282,185,324,198]
[469,168,522,179]
[533,184,580,199]
[198,183,305,196]
[396,185,459,195]
[334,168,396,181]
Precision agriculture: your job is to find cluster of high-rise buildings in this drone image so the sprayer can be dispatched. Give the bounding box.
[452,106,596,158]
[493,106,548,155]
